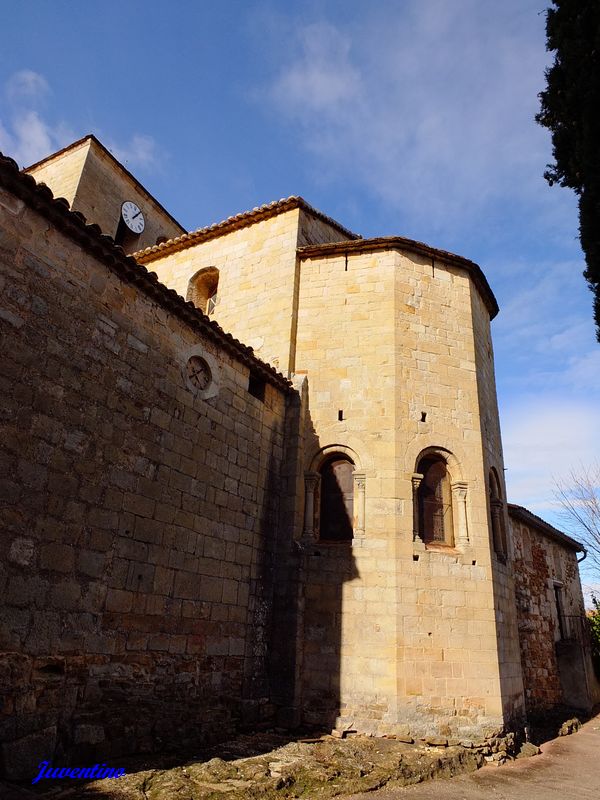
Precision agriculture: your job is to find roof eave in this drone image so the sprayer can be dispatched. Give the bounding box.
[134,196,361,264]
[298,237,499,319]
[508,503,584,552]
[0,151,293,394]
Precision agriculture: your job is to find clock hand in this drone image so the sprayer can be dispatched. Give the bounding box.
[132,210,142,219]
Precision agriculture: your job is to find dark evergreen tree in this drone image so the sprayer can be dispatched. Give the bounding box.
[536,0,600,340]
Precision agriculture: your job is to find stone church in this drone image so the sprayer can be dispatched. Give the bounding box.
[0,135,598,779]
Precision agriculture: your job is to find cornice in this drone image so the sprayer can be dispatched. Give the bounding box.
[508,503,584,552]
[134,196,360,264]
[298,236,499,319]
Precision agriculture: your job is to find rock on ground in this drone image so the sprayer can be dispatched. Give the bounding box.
[11,733,485,799]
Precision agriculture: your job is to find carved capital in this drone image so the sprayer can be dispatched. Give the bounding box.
[304,472,320,491]
[451,481,469,547]
[354,472,366,492]
[451,481,468,501]
[411,473,423,491]
[412,473,423,542]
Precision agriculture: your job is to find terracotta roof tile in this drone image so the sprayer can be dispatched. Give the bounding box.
[134,196,360,263]
[298,237,499,319]
[0,151,293,393]
[508,503,584,552]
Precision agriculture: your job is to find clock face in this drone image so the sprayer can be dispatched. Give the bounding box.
[186,356,212,391]
[121,201,145,234]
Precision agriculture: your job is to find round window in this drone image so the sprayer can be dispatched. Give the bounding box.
[186,356,212,391]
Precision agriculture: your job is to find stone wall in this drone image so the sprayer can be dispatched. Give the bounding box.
[292,245,524,740]
[510,509,595,713]
[148,209,302,375]
[470,286,525,724]
[26,137,184,252]
[24,140,88,209]
[391,251,522,738]
[0,166,292,779]
[296,209,354,247]
[294,247,395,733]
[4,134,582,775]
[144,204,354,376]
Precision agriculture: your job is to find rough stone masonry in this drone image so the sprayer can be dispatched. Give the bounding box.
[0,137,598,780]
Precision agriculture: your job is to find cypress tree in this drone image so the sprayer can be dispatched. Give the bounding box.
[536,0,600,340]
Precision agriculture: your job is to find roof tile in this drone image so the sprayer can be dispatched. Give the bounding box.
[134,195,360,263]
[0,150,293,393]
[508,503,584,552]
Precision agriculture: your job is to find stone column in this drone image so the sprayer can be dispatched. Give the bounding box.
[490,499,504,555]
[303,473,320,542]
[451,481,469,548]
[411,473,423,541]
[353,472,366,537]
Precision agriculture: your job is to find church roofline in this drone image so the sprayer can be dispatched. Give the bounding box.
[23,134,187,236]
[0,151,293,394]
[298,237,499,319]
[508,503,584,552]
[23,132,94,173]
[133,196,361,263]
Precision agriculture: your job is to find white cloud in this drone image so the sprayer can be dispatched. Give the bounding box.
[9,110,56,167]
[0,70,160,174]
[564,349,600,392]
[270,23,363,115]
[0,70,71,167]
[501,398,600,514]
[0,120,14,157]
[492,256,599,393]
[6,69,50,103]
[107,133,160,171]
[262,1,554,234]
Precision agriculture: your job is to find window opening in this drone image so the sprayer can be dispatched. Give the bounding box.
[206,284,219,316]
[554,584,566,641]
[489,469,507,557]
[186,267,220,315]
[319,455,354,542]
[248,372,266,402]
[417,455,454,546]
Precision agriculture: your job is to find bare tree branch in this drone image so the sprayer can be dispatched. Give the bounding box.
[555,464,600,579]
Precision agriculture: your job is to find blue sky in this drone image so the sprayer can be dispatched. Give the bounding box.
[1,1,598,583]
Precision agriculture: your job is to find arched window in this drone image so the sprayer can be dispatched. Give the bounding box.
[186,267,219,315]
[318,454,354,542]
[416,455,454,546]
[489,468,507,557]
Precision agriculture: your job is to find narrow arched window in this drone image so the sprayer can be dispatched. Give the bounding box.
[417,455,454,546]
[319,455,354,542]
[489,469,507,557]
[186,267,219,315]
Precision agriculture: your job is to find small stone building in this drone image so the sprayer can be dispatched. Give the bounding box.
[509,504,597,714]
[0,137,598,779]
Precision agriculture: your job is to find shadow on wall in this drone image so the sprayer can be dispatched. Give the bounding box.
[0,229,297,780]
[268,379,359,732]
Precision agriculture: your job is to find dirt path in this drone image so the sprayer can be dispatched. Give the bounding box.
[343,713,600,800]
[5,714,598,799]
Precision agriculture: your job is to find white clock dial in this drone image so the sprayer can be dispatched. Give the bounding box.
[121,201,145,234]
